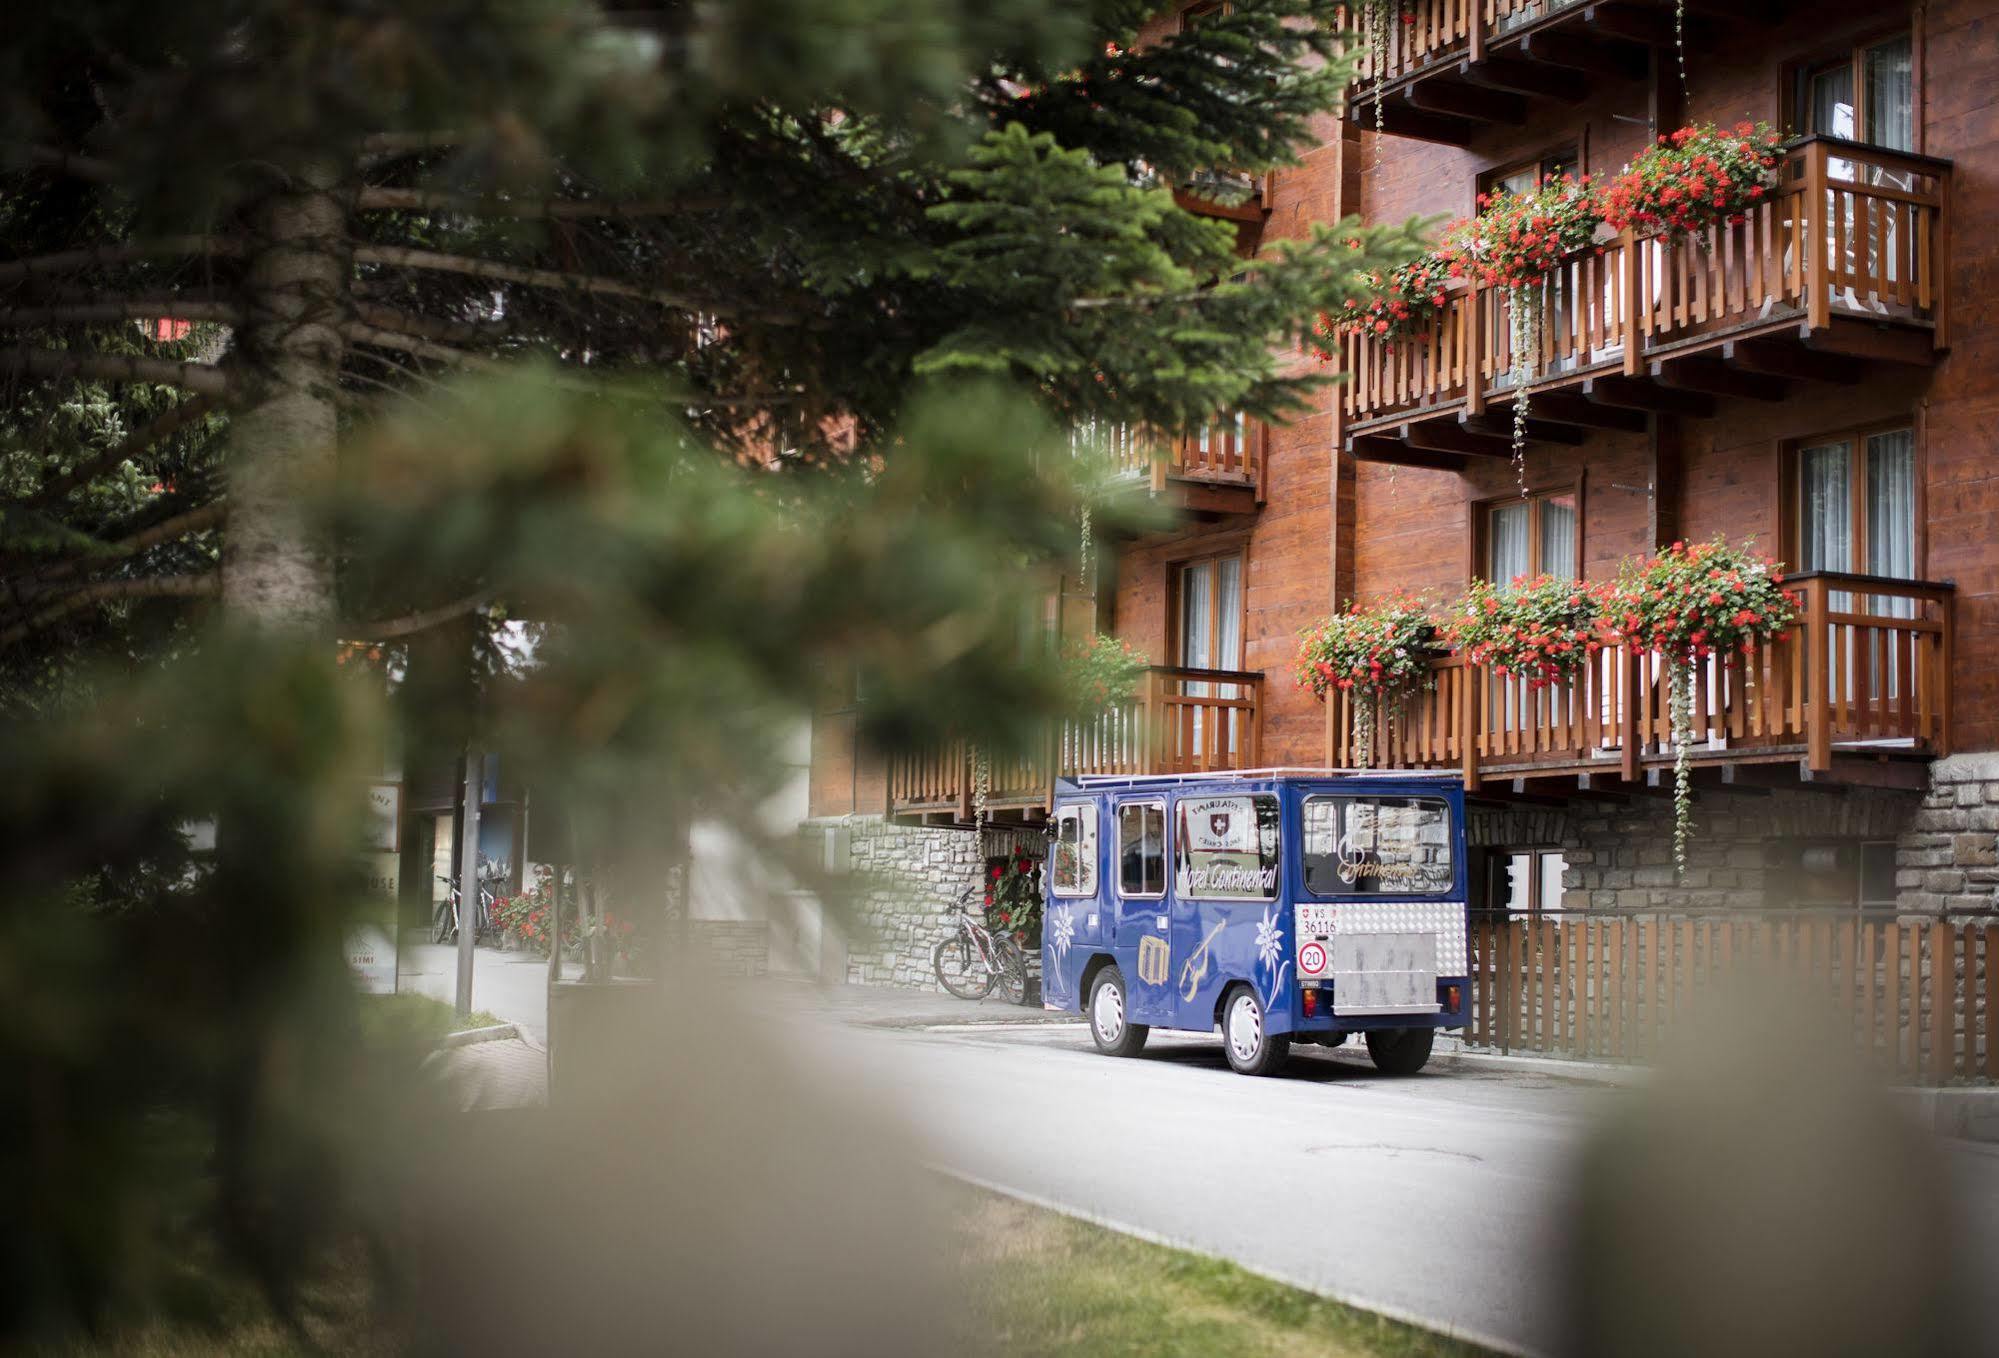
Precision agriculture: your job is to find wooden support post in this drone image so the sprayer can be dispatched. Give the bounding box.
[1620,230,1642,376]
[1806,579,1832,771]
[1805,141,1832,332]
[1461,663,1483,792]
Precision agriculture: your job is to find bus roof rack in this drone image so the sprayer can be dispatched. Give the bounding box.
[1067,767,1461,787]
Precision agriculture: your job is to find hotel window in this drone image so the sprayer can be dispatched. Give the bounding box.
[1481,848,1570,916]
[1477,487,1579,584]
[1797,30,1915,154]
[1770,841,1900,913]
[1478,146,1580,204]
[1174,550,1244,673]
[1789,424,1918,586]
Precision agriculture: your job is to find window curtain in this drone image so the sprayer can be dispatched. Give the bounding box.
[1539,495,1579,579]
[1179,561,1213,668]
[1488,501,1531,583]
[1798,442,1853,572]
[1866,35,1915,153]
[1867,430,1918,630]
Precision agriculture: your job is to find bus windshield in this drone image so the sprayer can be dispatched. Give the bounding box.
[1302,795,1454,896]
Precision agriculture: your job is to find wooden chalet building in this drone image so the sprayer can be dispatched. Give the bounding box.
[807,0,1999,1053]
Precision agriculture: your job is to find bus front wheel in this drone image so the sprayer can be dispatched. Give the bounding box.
[1364,1026,1435,1076]
[1222,985,1290,1077]
[1088,967,1149,1058]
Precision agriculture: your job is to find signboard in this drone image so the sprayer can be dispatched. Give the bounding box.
[350,787,402,996]
[1175,795,1277,900]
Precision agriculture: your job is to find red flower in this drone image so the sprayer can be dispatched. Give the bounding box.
[989,864,1003,880]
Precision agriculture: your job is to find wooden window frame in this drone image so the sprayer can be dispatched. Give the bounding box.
[1468,478,1585,585]
[1166,542,1250,674]
[1783,21,1921,154]
[1777,417,1925,581]
[1180,0,1225,31]
[1481,846,1568,917]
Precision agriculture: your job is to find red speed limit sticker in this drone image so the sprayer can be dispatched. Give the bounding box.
[1299,941,1328,975]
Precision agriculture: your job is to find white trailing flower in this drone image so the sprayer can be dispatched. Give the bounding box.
[1669,656,1694,876]
[1508,285,1535,496]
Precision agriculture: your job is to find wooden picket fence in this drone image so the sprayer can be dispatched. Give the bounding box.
[1468,914,1999,1084]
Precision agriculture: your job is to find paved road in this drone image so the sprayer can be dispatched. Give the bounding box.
[815,1014,1999,1357]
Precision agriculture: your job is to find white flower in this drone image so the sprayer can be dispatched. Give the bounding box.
[1050,905,1076,960]
[1254,905,1283,972]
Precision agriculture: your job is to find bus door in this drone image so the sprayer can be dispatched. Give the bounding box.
[1169,790,1284,1032]
[1111,797,1172,1026]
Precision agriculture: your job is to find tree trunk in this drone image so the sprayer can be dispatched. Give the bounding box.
[222,159,348,629]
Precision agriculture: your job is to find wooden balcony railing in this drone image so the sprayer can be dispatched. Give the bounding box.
[1102,415,1265,491]
[1350,0,1588,88]
[1468,912,1999,1085]
[1330,574,1954,785]
[1336,138,1953,433]
[887,667,1264,822]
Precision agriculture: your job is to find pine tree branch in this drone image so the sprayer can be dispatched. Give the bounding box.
[351,244,697,310]
[0,571,219,646]
[19,144,119,184]
[0,298,240,328]
[338,321,484,368]
[355,187,720,218]
[16,500,228,595]
[1,345,232,396]
[352,302,509,347]
[340,591,491,641]
[0,238,241,288]
[22,396,217,509]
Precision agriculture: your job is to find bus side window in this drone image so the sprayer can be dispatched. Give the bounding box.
[1050,804,1098,897]
[1117,802,1165,898]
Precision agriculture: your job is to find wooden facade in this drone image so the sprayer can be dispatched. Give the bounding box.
[816,0,1999,857]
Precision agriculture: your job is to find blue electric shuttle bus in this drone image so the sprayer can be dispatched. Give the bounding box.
[1040,769,1469,1076]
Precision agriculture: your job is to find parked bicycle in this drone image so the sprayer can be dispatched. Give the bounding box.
[431,870,500,945]
[932,886,1027,1004]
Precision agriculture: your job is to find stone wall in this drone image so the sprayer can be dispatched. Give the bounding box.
[1466,755,1999,915]
[803,815,1045,991]
[689,919,771,978]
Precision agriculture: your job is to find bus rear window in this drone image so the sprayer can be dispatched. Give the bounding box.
[1302,796,1454,895]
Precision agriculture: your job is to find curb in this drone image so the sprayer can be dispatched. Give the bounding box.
[439,1023,520,1048]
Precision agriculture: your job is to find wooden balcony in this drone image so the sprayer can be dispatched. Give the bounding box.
[1173,170,1274,224]
[1328,574,1954,794]
[1336,139,1952,465]
[887,666,1265,826]
[1349,0,1777,145]
[1099,414,1267,526]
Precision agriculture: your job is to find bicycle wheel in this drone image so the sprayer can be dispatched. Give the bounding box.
[992,940,1027,1006]
[933,932,994,1000]
[432,900,453,945]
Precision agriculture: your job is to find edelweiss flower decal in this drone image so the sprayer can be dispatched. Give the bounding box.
[1255,905,1291,1005]
[1255,905,1283,970]
[1050,905,1076,960]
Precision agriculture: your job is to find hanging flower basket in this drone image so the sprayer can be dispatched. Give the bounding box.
[1605,539,1801,876]
[1602,122,1785,240]
[1444,574,1612,690]
[1295,596,1436,767]
[1447,176,1605,291]
[1314,252,1455,348]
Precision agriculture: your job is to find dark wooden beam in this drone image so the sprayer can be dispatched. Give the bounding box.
[1651,356,1788,402]
[1720,760,1843,794]
[1578,771,1670,799]
[1806,757,1932,793]
[1349,434,1470,472]
[1517,29,1647,80]
[1405,418,1514,458]
[1458,55,1589,102]
[1583,374,1716,418]
[1807,320,1940,367]
[1722,335,1863,385]
[1374,100,1478,146]
[1581,3,1677,46]
[1710,766,1773,796]
[1529,390,1650,432]
[1404,79,1527,125]
[1460,412,1587,446]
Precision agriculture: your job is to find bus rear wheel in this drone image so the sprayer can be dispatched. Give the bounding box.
[1364,1026,1435,1076]
[1088,967,1149,1057]
[1222,985,1289,1077]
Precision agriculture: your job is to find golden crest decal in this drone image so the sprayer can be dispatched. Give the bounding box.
[1136,935,1170,987]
